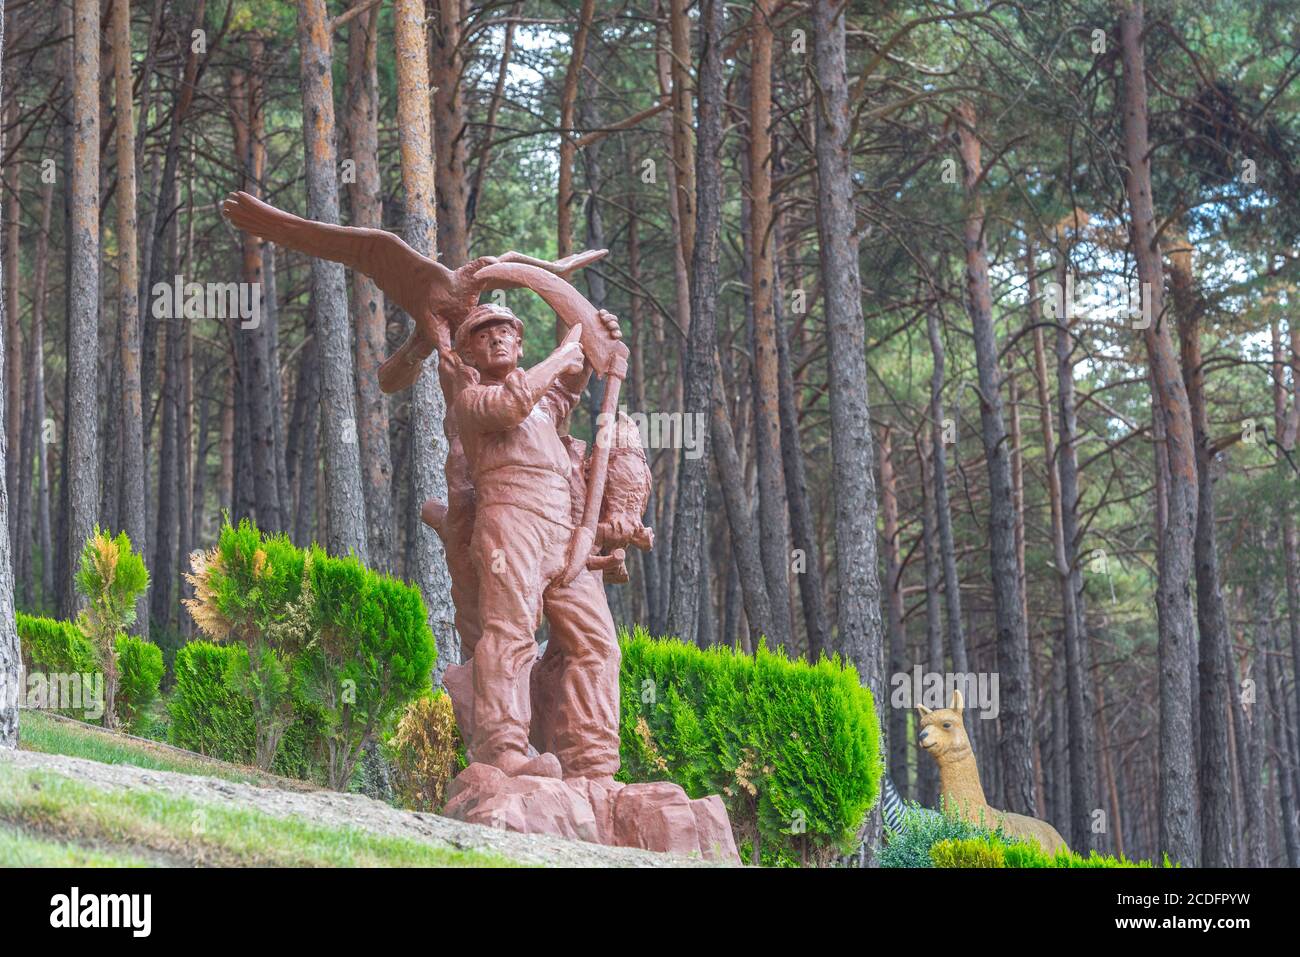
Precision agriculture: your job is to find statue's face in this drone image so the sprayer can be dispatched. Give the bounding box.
[463,319,521,377]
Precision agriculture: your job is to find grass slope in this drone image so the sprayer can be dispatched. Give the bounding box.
[18,711,312,791]
[0,760,516,867]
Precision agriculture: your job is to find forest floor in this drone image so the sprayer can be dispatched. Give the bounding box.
[1,714,723,867]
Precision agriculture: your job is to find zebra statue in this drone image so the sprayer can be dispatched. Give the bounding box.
[840,774,943,866]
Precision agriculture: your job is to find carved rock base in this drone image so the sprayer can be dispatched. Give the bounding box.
[442,763,740,864]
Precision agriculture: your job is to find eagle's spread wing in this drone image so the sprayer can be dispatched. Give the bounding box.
[222,190,454,324]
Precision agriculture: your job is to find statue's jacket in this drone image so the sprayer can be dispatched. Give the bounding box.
[454,368,582,525]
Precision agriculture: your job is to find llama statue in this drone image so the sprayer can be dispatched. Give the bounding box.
[917,689,1067,854]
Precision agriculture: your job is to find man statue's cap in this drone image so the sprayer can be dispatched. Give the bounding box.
[455,302,524,351]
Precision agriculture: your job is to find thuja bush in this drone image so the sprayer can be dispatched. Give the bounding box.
[879,799,1022,869]
[296,547,436,789]
[618,628,881,866]
[184,519,308,770]
[929,835,1168,869]
[17,612,162,731]
[17,613,98,721]
[182,519,435,785]
[168,640,325,778]
[113,635,164,732]
[75,527,150,728]
[169,641,255,761]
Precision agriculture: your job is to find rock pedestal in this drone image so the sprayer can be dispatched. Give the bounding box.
[442,763,740,864]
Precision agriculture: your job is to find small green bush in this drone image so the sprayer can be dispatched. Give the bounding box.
[297,548,436,789]
[114,634,164,732]
[18,612,161,731]
[878,797,1019,868]
[75,527,150,728]
[168,639,325,779]
[930,835,1166,868]
[184,520,309,769]
[168,641,256,762]
[18,612,97,675]
[618,628,881,866]
[16,613,99,721]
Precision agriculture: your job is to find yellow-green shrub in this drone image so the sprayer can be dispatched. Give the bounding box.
[386,691,462,812]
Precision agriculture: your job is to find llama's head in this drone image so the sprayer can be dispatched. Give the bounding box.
[916,689,971,763]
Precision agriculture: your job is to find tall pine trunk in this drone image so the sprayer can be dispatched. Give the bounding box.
[1031,246,1097,851]
[298,0,368,563]
[0,0,21,749]
[812,0,884,689]
[394,0,455,679]
[346,6,393,570]
[65,0,102,616]
[665,0,723,646]
[113,0,148,635]
[1119,1,1200,865]
[746,0,792,650]
[954,101,1035,815]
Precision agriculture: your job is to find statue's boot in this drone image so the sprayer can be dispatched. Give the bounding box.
[493,750,562,779]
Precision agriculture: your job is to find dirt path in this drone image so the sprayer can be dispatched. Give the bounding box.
[1,749,725,867]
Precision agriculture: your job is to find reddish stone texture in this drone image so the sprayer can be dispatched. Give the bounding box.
[443,763,740,863]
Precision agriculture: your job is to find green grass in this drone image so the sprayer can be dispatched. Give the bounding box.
[18,711,307,790]
[0,761,520,867]
[0,824,157,867]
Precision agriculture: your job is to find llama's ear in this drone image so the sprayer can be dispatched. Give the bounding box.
[916,703,932,717]
[949,689,964,713]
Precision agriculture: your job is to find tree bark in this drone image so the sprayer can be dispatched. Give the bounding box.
[394,0,456,679]
[812,0,885,695]
[774,251,829,660]
[746,0,793,650]
[1030,247,1097,851]
[298,0,368,563]
[925,306,972,678]
[3,98,19,557]
[64,0,102,616]
[345,6,393,569]
[1119,0,1200,865]
[665,0,723,646]
[0,0,21,749]
[918,430,944,808]
[953,101,1035,815]
[880,426,909,797]
[431,0,471,268]
[1166,238,1235,866]
[112,0,148,636]
[711,357,775,647]
[17,180,53,611]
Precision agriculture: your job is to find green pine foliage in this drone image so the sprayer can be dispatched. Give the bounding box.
[617,627,881,866]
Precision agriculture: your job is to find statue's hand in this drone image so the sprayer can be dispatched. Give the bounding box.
[596,309,623,340]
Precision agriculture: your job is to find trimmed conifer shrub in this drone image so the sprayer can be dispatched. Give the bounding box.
[929,834,1168,868]
[618,627,881,866]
